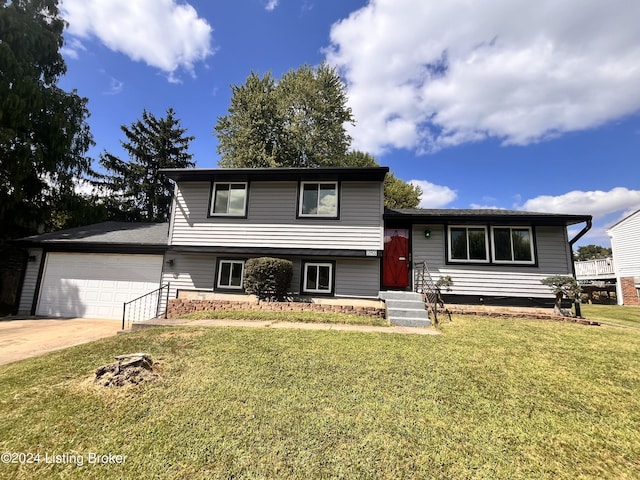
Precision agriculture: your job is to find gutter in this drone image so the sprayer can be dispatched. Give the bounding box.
[569,218,592,248]
[568,218,592,277]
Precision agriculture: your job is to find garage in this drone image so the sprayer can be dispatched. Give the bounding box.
[36,252,163,319]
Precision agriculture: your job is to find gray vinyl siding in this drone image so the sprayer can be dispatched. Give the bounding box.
[162,252,217,300]
[412,224,572,299]
[18,248,42,314]
[334,258,380,297]
[162,252,378,299]
[609,210,640,277]
[170,181,383,251]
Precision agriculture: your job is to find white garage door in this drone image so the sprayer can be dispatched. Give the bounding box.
[37,253,163,319]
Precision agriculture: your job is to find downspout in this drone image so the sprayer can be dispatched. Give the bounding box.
[568,218,592,318]
[569,218,593,275]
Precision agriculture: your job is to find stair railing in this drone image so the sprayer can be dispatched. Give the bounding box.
[122,283,170,330]
[414,262,450,324]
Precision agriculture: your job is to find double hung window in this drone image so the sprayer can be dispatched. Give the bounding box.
[302,262,333,294]
[299,182,338,218]
[210,183,248,216]
[217,259,244,289]
[492,227,534,264]
[449,226,489,262]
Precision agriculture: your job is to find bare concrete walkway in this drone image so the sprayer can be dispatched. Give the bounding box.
[131,318,440,335]
[0,317,121,366]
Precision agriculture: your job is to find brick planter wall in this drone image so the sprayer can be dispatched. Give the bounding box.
[167,298,386,319]
[620,277,640,305]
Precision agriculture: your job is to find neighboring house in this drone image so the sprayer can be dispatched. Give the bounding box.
[15,167,592,318]
[608,208,640,305]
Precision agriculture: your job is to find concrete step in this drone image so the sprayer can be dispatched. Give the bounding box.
[385,299,425,310]
[379,291,423,301]
[389,317,431,327]
[387,307,429,319]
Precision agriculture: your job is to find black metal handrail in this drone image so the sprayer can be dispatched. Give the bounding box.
[414,262,450,324]
[122,283,170,330]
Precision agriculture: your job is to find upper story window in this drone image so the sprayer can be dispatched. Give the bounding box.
[492,227,534,264]
[449,226,489,263]
[298,182,339,218]
[210,182,248,217]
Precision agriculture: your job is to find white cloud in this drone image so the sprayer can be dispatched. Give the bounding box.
[469,204,505,211]
[61,0,213,80]
[325,0,640,154]
[61,37,86,59]
[264,0,279,11]
[519,187,640,219]
[104,77,124,95]
[409,180,457,208]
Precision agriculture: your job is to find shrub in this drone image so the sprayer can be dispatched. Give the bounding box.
[244,257,293,302]
[541,275,582,316]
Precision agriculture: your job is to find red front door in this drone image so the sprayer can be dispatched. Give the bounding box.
[382,228,410,289]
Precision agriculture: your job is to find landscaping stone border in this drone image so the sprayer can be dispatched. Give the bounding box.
[167,299,386,319]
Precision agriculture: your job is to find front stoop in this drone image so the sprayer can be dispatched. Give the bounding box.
[379,291,431,327]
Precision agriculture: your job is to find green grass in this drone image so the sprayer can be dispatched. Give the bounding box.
[179,308,390,327]
[580,304,640,328]
[1,317,639,479]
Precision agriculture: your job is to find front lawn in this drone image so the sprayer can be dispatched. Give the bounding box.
[1,316,639,479]
[580,304,640,328]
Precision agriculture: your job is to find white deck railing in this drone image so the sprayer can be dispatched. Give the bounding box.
[574,257,615,280]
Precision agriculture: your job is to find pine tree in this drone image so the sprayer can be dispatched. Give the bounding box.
[97,108,195,222]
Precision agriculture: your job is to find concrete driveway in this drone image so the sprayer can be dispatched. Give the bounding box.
[0,317,122,366]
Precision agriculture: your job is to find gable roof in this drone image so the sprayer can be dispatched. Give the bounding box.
[16,222,169,252]
[607,208,640,232]
[160,166,389,183]
[384,208,592,226]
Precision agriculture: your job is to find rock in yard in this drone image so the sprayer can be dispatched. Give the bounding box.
[95,353,159,387]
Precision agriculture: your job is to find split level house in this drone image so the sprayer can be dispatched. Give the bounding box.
[15,166,591,320]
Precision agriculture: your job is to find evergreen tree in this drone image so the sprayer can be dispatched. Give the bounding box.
[97,108,195,222]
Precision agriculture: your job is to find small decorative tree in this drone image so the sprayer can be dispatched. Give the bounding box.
[435,275,454,293]
[541,275,582,317]
[244,257,293,302]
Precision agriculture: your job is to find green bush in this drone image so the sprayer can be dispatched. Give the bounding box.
[244,257,293,301]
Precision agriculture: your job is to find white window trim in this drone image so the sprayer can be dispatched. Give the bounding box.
[210,182,248,217]
[298,181,339,218]
[216,259,245,290]
[447,225,490,263]
[302,262,334,294]
[490,226,535,265]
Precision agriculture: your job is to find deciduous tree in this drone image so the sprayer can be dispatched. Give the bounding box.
[344,151,422,209]
[575,244,612,262]
[0,0,94,240]
[215,64,353,168]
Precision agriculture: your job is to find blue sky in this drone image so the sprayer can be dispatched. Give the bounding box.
[58,0,640,247]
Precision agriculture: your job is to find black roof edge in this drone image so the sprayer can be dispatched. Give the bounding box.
[159,166,389,183]
[384,208,592,226]
[22,243,170,254]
